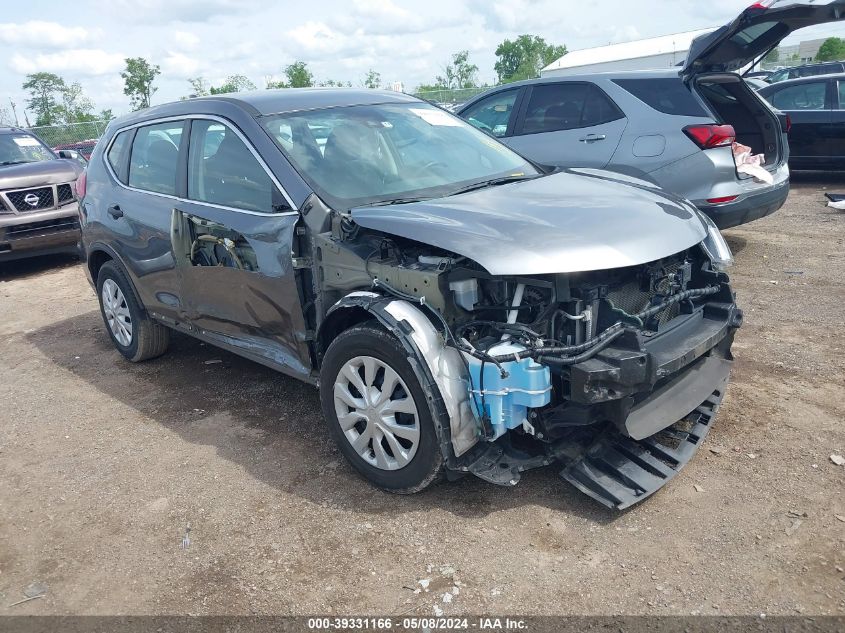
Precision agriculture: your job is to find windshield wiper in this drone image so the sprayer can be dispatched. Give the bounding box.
[446,174,538,197]
[0,160,31,166]
[364,197,427,208]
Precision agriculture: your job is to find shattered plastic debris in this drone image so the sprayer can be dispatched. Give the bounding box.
[693,484,705,493]
[830,454,845,467]
[433,605,444,616]
[441,593,453,604]
[732,142,773,185]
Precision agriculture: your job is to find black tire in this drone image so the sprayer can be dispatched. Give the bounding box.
[320,324,445,494]
[96,260,169,362]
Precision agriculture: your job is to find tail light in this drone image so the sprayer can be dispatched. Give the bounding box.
[683,124,736,149]
[75,170,87,200]
[706,195,739,204]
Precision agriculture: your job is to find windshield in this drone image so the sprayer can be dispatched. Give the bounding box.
[261,102,539,210]
[0,133,55,166]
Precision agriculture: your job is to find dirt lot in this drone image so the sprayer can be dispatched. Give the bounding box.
[1,174,844,616]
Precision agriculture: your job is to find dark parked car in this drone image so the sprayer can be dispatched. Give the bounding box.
[767,61,845,83]
[758,73,845,169]
[53,139,97,160]
[457,1,845,229]
[80,89,741,509]
[0,127,84,262]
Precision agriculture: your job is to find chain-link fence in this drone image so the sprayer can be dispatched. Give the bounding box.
[26,120,111,151]
[411,86,493,107]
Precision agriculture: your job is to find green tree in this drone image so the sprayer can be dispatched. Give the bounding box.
[362,69,381,89]
[209,74,256,94]
[59,81,95,123]
[267,61,315,89]
[187,76,210,97]
[763,47,780,64]
[436,50,478,89]
[121,57,161,110]
[494,35,567,83]
[99,108,114,121]
[22,72,66,126]
[815,37,845,62]
[318,79,352,87]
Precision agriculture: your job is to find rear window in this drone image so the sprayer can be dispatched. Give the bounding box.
[613,78,706,117]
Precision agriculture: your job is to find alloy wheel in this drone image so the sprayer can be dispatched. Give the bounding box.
[101,278,133,347]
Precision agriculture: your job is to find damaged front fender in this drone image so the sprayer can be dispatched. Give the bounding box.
[321,292,481,461]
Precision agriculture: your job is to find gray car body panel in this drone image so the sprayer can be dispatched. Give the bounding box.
[351,170,707,276]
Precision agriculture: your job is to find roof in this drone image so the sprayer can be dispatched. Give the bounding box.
[542,28,716,73]
[759,71,845,91]
[112,88,420,130]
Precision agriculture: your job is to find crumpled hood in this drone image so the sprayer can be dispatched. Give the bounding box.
[351,170,708,275]
[0,159,82,190]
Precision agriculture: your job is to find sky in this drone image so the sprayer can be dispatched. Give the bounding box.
[3,0,845,124]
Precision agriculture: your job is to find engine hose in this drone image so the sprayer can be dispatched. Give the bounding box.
[537,328,628,366]
[486,285,720,364]
[636,285,719,321]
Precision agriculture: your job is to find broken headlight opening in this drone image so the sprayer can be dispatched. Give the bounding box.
[698,210,734,272]
[315,225,741,510]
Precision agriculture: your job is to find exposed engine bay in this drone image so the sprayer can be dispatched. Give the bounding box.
[301,200,741,509]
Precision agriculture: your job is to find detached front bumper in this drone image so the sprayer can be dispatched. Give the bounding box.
[561,299,741,440]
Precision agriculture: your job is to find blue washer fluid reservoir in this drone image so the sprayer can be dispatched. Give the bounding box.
[464,341,552,440]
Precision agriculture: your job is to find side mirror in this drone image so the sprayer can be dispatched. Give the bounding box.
[58,149,88,166]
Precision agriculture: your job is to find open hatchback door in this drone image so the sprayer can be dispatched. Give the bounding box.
[682,0,845,78]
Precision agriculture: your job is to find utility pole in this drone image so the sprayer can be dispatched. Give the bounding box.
[9,98,19,126]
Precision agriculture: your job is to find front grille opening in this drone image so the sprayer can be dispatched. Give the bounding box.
[57,184,74,204]
[7,186,54,212]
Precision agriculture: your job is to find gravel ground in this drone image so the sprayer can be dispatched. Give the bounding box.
[0,173,843,616]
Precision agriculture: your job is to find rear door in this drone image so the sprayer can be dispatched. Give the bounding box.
[106,119,186,322]
[174,117,310,377]
[504,82,627,168]
[764,79,832,164]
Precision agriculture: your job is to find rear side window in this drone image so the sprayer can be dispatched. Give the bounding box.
[128,121,184,195]
[613,78,706,117]
[519,83,623,135]
[838,81,845,109]
[107,131,130,182]
[461,90,518,138]
[768,82,827,110]
[188,120,279,213]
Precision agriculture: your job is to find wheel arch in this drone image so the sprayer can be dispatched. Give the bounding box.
[318,292,480,466]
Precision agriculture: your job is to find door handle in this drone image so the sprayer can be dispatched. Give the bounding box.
[107,204,124,219]
[579,134,607,143]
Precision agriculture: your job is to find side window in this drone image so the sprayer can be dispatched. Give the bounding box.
[460,90,518,138]
[519,83,620,135]
[838,82,845,110]
[107,131,130,182]
[188,120,280,213]
[613,78,706,116]
[128,121,184,195]
[769,82,827,110]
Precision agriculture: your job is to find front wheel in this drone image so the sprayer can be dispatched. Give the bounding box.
[319,324,444,493]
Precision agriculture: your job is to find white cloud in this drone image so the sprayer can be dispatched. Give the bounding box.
[109,0,261,23]
[10,48,125,75]
[161,52,202,78]
[172,30,201,51]
[0,21,93,48]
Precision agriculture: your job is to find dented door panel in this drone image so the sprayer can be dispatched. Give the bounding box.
[172,203,311,378]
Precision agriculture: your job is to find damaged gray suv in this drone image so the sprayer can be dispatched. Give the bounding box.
[80,89,742,509]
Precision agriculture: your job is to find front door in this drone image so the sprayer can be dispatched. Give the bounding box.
[174,118,310,377]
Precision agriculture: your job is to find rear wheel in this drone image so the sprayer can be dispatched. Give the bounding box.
[96,261,169,362]
[320,324,444,493]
